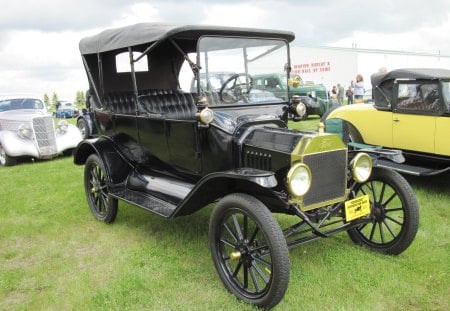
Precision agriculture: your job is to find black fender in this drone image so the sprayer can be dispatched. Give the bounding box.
[73,137,133,185]
[171,168,289,217]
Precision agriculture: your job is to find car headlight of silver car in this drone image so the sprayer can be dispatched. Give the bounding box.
[58,120,69,132]
[351,153,373,183]
[18,123,33,139]
[287,163,312,197]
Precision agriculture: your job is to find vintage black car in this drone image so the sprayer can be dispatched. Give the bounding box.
[74,23,419,309]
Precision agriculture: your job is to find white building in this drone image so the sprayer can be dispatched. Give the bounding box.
[290,45,450,91]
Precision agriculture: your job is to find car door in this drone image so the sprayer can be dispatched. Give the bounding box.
[137,94,202,175]
[435,81,450,156]
[435,115,450,156]
[392,113,436,153]
[392,82,440,153]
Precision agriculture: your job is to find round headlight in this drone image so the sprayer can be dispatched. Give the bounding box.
[287,163,312,197]
[19,124,32,139]
[58,120,69,132]
[295,102,306,118]
[352,153,373,183]
[199,107,214,124]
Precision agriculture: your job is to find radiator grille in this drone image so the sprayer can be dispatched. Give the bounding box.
[302,149,347,208]
[33,117,57,156]
[316,90,328,100]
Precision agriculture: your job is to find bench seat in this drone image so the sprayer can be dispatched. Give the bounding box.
[102,90,198,120]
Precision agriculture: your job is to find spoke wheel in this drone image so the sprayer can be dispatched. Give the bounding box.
[209,193,289,309]
[347,167,419,255]
[84,154,118,223]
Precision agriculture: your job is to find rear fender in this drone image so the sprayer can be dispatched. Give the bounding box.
[73,137,132,185]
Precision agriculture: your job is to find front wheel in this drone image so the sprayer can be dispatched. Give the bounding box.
[84,154,118,223]
[0,144,17,166]
[209,193,290,309]
[347,167,419,255]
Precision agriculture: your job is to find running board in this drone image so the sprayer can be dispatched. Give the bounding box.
[375,159,450,176]
[111,189,177,218]
[109,166,196,218]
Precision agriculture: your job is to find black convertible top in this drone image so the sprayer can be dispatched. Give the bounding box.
[79,23,295,54]
[371,68,450,87]
[371,68,450,107]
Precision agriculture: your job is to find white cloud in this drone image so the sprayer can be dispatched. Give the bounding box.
[203,4,267,26]
[0,0,450,101]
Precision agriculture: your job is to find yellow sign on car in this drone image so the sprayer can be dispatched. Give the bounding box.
[345,195,370,221]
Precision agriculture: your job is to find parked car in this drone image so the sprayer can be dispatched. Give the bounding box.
[54,101,79,118]
[324,68,450,176]
[74,23,418,308]
[76,93,98,139]
[253,73,332,119]
[0,96,82,166]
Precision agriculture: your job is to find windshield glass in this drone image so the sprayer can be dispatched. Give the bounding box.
[442,81,450,112]
[197,36,289,106]
[0,98,44,112]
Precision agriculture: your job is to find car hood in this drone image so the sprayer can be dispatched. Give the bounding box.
[0,110,49,122]
[212,104,285,134]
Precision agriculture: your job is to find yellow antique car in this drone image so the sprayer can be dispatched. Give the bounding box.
[325,68,450,176]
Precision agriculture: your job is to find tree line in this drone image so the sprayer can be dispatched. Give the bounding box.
[43,91,86,109]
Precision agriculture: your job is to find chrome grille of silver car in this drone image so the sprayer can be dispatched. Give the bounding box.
[32,117,57,156]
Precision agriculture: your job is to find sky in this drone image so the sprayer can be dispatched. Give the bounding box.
[1,0,450,101]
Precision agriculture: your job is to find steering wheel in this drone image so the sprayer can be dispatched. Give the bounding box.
[219,73,253,104]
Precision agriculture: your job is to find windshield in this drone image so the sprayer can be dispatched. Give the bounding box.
[0,98,44,112]
[197,36,289,106]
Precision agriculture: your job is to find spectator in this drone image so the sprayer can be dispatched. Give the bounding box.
[337,83,345,105]
[331,85,337,99]
[352,74,364,102]
[346,86,354,104]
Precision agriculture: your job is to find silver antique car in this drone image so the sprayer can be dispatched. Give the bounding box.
[0,96,82,166]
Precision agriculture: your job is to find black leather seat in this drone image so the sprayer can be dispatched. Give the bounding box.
[138,91,197,119]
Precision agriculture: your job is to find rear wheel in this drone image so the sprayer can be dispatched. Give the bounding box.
[84,154,118,223]
[347,167,419,255]
[77,118,90,139]
[0,144,17,166]
[209,193,290,309]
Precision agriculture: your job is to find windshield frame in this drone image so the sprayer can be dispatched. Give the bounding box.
[195,35,291,107]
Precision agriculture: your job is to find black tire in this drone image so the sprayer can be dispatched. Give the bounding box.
[84,154,118,223]
[0,144,17,166]
[77,118,90,139]
[209,193,290,309]
[347,167,419,255]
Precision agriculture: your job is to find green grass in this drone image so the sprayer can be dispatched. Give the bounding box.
[0,117,449,310]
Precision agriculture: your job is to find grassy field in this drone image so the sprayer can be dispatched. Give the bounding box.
[0,116,449,310]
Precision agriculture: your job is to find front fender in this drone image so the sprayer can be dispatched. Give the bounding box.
[55,124,83,152]
[0,131,40,157]
[171,168,289,217]
[326,104,393,147]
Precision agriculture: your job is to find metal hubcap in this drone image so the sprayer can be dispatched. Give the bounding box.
[373,203,386,222]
